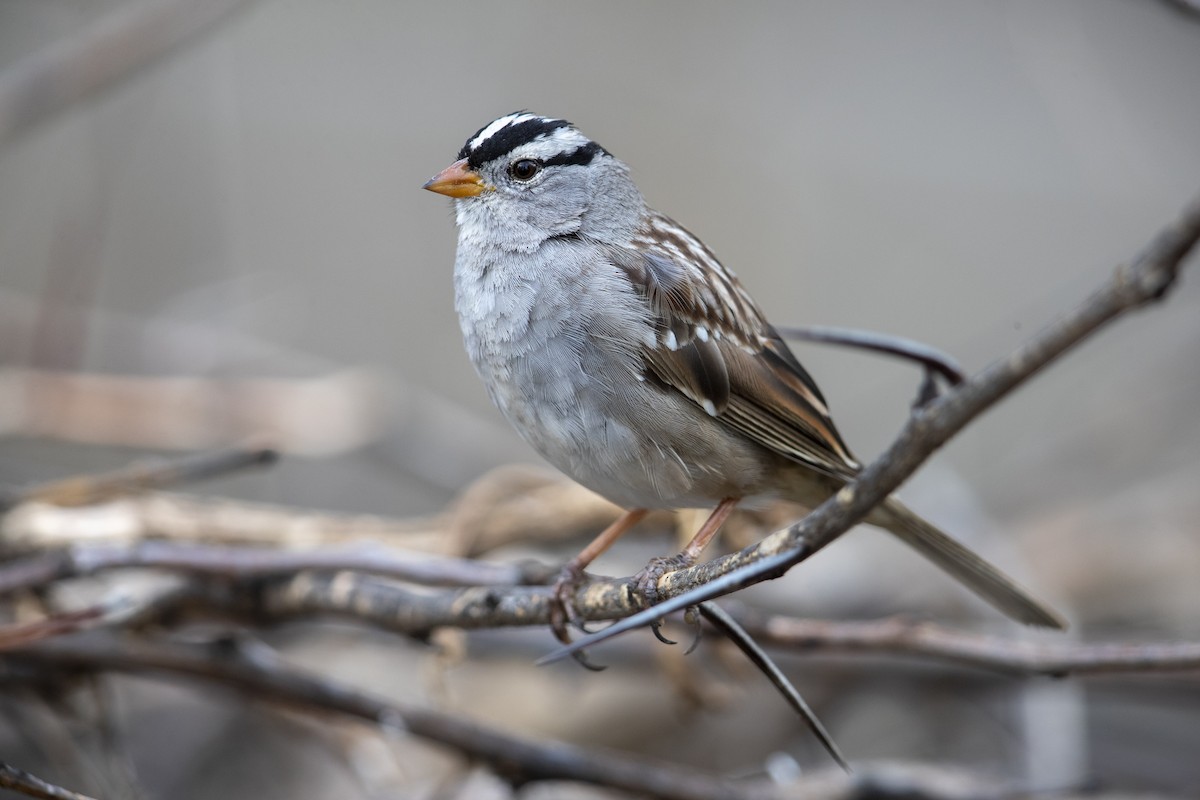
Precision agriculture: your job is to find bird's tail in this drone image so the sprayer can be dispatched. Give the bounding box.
[870,498,1067,630]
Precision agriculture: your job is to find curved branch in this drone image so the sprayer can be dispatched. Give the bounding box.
[774,324,965,405]
[543,194,1200,661]
[732,611,1200,677]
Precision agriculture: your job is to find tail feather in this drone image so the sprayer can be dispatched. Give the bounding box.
[871,498,1067,630]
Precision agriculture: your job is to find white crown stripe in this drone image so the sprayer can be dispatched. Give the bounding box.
[468,113,538,152]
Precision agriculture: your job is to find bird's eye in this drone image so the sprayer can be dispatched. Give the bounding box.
[509,159,542,181]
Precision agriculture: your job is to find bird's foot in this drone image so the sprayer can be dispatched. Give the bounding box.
[630,552,699,645]
[632,552,694,606]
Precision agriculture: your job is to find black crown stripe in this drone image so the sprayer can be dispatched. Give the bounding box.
[459,117,571,167]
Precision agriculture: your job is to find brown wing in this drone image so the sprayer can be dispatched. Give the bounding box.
[611,212,860,481]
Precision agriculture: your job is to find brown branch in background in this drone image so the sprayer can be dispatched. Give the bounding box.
[6,636,770,800]
[0,0,258,148]
[0,607,107,652]
[0,367,391,457]
[4,636,1178,800]
[544,195,1200,661]
[730,611,1200,677]
[0,444,278,512]
[1,465,632,556]
[0,762,98,800]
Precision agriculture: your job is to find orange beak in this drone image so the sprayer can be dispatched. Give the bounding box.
[422,158,486,198]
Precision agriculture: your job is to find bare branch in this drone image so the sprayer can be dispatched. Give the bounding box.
[774,324,965,406]
[733,611,1200,677]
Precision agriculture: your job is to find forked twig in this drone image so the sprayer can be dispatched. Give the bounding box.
[775,324,965,406]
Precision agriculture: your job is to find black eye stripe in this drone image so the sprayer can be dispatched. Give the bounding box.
[542,142,606,169]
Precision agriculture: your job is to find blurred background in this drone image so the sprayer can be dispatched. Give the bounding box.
[1,1,1198,798]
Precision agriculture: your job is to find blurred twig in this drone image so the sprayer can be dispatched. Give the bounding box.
[0,0,257,148]
[6,636,770,800]
[731,611,1200,677]
[0,444,277,512]
[0,368,389,456]
[0,762,98,800]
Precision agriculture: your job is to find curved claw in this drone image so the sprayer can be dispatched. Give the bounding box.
[549,614,607,671]
[549,566,607,670]
[650,620,677,645]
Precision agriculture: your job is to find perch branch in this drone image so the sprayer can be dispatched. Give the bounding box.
[86,571,1200,680]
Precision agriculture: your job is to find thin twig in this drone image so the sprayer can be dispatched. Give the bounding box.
[540,194,1200,662]
[0,762,99,800]
[0,0,258,148]
[775,324,965,406]
[732,612,1200,677]
[697,602,850,772]
[0,445,278,512]
[0,607,107,652]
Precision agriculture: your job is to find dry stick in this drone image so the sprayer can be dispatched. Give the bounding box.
[7,637,769,800]
[0,762,99,800]
[733,612,1200,677]
[0,445,278,512]
[0,0,258,148]
[0,582,194,652]
[541,195,1200,663]
[0,607,107,652]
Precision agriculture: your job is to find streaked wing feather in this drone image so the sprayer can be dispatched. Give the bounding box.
[609,212,859,478]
